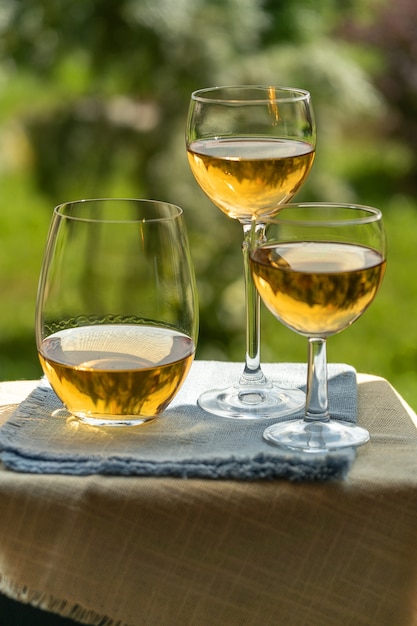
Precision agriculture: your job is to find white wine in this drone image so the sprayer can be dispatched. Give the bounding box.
[38,324,195,423]
[250,241,386,337]
[187,137,315,220]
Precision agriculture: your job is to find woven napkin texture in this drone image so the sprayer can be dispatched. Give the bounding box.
[0,361,357,482]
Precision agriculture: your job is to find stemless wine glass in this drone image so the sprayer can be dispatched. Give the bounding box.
[186,85,316,419]
[35,198,198,427]
[250,203,386,452]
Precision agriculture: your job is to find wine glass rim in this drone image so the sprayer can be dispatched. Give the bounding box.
[261,202,383,226]
[191,85,311,104]
[53,198,184,223]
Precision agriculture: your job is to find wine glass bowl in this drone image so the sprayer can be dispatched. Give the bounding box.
[35,199,199,427]
[186,86,315,222]
[186,85,316,419]
[250,203,386,451]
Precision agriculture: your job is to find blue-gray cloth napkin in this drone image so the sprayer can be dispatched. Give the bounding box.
[0,361,358,482]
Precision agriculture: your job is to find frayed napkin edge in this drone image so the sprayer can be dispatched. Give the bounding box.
[0,448,355,482]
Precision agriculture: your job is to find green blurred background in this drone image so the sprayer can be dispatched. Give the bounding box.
[1,0,417,408]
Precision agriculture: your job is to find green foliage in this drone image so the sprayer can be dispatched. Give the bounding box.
[0,0,417,410]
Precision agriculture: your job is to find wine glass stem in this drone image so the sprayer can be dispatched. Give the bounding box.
[305,337,330,422]
[240,223,267,386]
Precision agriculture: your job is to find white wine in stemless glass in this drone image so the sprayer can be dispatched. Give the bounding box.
[35,199,199,427]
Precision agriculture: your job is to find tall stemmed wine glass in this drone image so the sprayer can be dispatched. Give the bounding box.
[186,86,316,419]
[250,203,386,451]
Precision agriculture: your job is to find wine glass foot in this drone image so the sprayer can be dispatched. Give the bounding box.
[76,414,155,427]
[263,419,370,453]
[198,382,305,420]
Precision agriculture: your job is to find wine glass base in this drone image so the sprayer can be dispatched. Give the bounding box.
[198,382,305,420]
[55,409,156,427]
[263,419,370,453]
[77,415,155,427]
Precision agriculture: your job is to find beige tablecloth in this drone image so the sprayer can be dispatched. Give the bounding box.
[0,371,417,625]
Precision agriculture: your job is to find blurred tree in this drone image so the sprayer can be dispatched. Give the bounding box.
[0,0,401,378]
[341,0,417,195]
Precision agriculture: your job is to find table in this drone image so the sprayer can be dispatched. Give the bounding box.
[0,372,417,625]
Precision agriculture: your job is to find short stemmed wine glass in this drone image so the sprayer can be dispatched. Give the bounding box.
[250,203,386,451]
[186,85,316,419]
[36,198,198,427]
